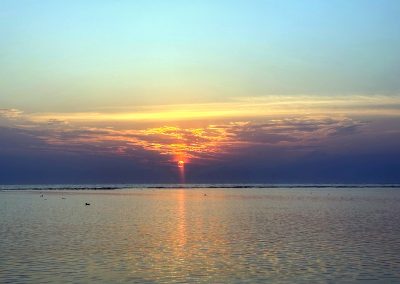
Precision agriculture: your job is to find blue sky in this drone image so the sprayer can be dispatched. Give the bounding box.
[1,0,399,111]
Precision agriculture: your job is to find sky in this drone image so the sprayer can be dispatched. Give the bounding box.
[1,0,400,184]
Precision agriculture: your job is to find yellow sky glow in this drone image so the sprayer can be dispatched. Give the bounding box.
[25,96,400,124]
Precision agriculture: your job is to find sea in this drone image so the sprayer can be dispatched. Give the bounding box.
[1,184,400,283]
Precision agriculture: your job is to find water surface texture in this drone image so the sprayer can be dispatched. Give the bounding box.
[1,187,400,283]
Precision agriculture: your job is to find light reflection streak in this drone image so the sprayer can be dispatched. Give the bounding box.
[175,190,187,258]
[177,161,185,184]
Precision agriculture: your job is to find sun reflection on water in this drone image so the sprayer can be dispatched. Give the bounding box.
[175,190,187,258]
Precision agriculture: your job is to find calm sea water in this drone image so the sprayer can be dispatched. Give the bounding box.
[1,187,400,283]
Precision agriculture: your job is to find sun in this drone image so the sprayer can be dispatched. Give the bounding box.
[178,160,185,168]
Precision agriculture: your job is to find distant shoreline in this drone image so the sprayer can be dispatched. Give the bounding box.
[1,184,400,191]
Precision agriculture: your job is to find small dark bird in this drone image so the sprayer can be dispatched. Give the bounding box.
[40,194,43,197]
[203,193,207,197]
[85,203,90,206]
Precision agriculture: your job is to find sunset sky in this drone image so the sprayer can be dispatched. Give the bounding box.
[1,0,400,183]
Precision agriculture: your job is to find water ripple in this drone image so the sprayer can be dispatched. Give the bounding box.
[1,188,400,283]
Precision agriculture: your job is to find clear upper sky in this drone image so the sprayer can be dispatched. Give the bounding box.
[1,0,399,111]
[1,1,400,183]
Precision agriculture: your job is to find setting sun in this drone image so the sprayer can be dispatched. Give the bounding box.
[178,160,185,168]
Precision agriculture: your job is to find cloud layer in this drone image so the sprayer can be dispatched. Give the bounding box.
[0,96,399,183]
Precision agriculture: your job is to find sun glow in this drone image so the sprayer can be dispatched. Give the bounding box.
[25,96,400,125]
[177,159,186,184]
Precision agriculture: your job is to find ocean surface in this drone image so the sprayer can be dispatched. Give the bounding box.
[1,185,400,283]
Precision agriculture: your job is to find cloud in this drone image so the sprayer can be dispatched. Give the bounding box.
[9,115,363,165]
[230,117,366,145]
[1,112,399,184]
[21,95,400,124]
[0,95,394,171]
[0,108,23,119]
[0,126,64,158]
[46,118,69,126]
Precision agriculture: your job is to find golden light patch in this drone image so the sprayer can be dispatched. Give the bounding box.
[25,95,400,125]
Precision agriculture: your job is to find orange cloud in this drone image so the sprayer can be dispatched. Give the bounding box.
[1,96,380,165]
[28,116,364,166]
